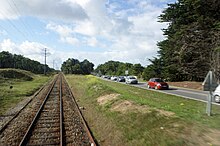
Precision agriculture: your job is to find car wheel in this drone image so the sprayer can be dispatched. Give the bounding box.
[147,84,150,88]
[214,95,220,103]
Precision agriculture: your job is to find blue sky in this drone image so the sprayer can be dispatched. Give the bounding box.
[0,0,176,69]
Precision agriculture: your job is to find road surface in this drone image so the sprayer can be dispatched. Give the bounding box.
[131,82,219,105]
[101,78,219,105]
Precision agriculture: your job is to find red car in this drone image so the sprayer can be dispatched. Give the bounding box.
[147,78,169,90]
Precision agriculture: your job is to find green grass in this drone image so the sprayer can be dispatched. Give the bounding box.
[0,68,35,81]
[0,74,51,115]
[66,75,220,146]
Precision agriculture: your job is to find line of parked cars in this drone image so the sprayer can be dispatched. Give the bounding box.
[101,75,138,84]
[100,75,219,103]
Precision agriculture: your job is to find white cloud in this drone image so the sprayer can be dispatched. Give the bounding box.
[61,36,79,45]
[46,23,74,37]
[87,37,98,47]
[0,39,59,68]
[46,23,79,45]
[0,0,172,68]
[0,0,88,21]
[0,39,17,53]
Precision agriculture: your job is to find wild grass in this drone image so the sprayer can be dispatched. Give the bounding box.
[0,75,50,115]
[66,75,220,146]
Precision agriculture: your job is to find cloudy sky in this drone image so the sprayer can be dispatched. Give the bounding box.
[0,0,176,69]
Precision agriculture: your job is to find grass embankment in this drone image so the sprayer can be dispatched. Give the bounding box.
[0,69,51,115]
[66,75,220,146]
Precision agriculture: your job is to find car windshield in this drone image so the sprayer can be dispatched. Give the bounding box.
[155,78,164,82]
[129,77,136,79]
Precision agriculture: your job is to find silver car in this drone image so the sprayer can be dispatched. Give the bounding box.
[213,85,220,103]
[125,76,138,84]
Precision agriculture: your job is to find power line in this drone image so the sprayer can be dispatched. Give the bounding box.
[44,48,47,75]
[0,9,30,41]
[9,0,36,40]
[5,0,34,41]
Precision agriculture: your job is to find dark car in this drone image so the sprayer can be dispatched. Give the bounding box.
[147,78,169,90]
[117,76,125,82]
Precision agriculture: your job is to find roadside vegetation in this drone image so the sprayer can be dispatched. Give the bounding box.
[66,75,220,146]
[0,69,51,115]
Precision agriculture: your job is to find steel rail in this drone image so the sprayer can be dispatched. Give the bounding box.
[63,75,96,146]
[0,77,52,134]
[18,75,60,146]
[60,75,63,146]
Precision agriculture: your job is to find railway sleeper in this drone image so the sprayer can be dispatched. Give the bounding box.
[37,120,59,124]
[29,134,60,139]
[40,115,59,117]
[32,129,60,133]
[35,124,60,128]
[27,141,60,146]
[39,117,60,120]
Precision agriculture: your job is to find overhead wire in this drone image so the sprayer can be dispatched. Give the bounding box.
[3,0,33,41]
[0,9,30,42]
[10,0,36,41]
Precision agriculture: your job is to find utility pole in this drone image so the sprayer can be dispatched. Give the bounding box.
[53,60,55,69]
[44,48,47,75]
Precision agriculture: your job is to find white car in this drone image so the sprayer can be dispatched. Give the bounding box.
[125,76,138,84]
[110,76,117,81]
[213,85,220,103]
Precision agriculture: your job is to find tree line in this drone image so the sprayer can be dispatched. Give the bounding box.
[145,0,220,81]
[61,58,94,74]
[95,61,144,78]
[0,51,54,74]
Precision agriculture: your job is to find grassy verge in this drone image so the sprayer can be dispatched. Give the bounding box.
[66,75,220,146]
[0,75,51,115]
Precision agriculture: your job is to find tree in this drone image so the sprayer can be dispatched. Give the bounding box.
[94,61,144,77]
[0,51,54,74]
[147,0,220,81]
[131,64,144,78]
[61,58,94,75]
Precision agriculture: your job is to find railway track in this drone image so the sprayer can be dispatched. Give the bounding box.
[0,74,96,146]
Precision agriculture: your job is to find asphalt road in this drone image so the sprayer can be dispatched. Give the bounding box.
[132,82,209,102]
[130,82,220,105]
[103,78,219,105]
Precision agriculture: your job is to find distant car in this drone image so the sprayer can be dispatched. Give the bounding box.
[147,78,169,90]
[125,76,138,84]
[117,76,125,82]
[106,75,111,80]
[101,75,107,79]
[213,85,220,103]
[110,76,117,81]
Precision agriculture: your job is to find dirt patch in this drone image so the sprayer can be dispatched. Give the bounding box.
[111,100,151,114]
[155,109,175,117]
[167,81,203,90]
[202,129,220,146]
[97,94,175,116]
[181,126,220,146]
[111,100,175,117]
[97,93,120,105]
